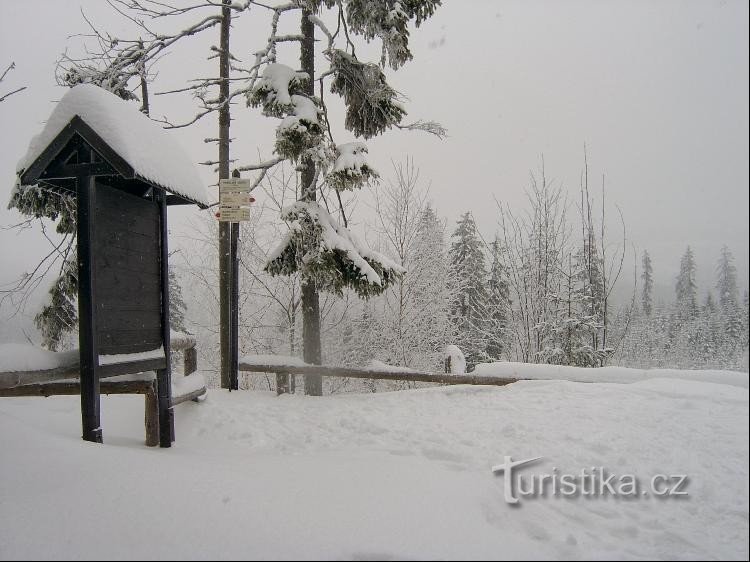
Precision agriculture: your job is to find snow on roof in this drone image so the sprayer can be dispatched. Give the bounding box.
[16,84,210,206]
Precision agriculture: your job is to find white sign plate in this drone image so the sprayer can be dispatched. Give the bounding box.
[219,178,252,193]
[220,192,254,206]
[218,206,251,222]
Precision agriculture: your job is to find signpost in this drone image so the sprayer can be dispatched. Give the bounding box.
[218,175,254,390]
[218,177,254,222]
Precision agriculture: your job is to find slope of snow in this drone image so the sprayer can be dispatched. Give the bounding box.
[0,378,747,559]
[16,84,210,206]
[473,361,749,388]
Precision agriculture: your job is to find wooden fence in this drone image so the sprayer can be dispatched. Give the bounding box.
[0,334,204,446]
[239,359,519,395]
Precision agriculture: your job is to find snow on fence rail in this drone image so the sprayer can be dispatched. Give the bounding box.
[239,355,518,394]
[472,361,749,389]
[240,355,749,393]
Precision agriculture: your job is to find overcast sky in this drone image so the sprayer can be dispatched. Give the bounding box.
[0,0,748,335]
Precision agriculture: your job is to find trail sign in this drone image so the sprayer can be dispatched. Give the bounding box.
[220,192,255,206]
[218,206,251,222]
[219,178,252,193]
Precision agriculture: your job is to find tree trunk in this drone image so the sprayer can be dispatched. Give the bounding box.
[299,9,322,395]
[219,0,232,389]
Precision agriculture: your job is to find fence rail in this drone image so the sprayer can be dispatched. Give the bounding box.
[239,360,519,395]
[0,333,204,445]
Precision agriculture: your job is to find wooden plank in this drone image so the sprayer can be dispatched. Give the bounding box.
[0,365,81,389]
[98,328,163,355]
[240,362,519,387]
[98,358,166,377]
[96,229,159,256]
[0,361,165,389]
[43,161,117,179]
[1,360,164,387]
[0,379,155,397]
[95,246,160,276]
[96,307,160,331]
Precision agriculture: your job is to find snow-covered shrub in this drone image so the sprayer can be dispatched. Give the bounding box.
[327,142,379,191]
[248,63,310,118]
[274,95,325,162]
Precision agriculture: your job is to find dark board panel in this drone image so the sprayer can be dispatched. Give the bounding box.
[98,328,163,355]
[93,182,163,355]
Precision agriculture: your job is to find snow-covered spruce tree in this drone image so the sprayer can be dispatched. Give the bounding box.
[716,245,739,311]
[169,266,188,333]
[641,250,653,317]
[485,236,511,361]
[675,246,698,320]
[408,205,457,370]
[536,254,604,367]
[246,1,443,394]
[449,212,490,368]
[715,245,745,359]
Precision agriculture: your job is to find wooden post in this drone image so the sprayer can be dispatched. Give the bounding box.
[229,169,240,390]
[276,372,290,395]
[144,387,159,447]
[157,189,174,447]
[76,148,102,444]
[218,0,232,390]
[184,346,198,376]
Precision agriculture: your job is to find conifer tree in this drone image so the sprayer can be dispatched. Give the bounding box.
[169,266,187,333]
[449,212,489,367]
[486,236,510,360]
[253,1,444,393]
[675,246,698,319]
[641,250,653,317]
[716,245,739,311]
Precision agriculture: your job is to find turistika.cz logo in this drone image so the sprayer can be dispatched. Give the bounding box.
[491,456,689,505]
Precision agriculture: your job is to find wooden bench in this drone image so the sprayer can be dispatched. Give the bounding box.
[0,333,206,446]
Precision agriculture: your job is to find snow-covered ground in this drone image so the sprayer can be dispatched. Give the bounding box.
[1,377,748,560]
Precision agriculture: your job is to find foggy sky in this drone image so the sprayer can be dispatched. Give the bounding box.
[1,0,747,335]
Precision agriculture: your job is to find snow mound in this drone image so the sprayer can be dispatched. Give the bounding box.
[0,344,77,373]
[444,344,466,374]
[473,361,749,388]
[16,84,210,206]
